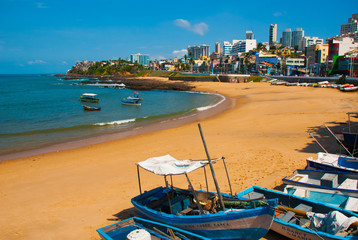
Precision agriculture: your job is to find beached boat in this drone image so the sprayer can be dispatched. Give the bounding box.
[79,93,99,103]
[340,86,358,92]
[282,169,358,197]
[334,112,358,155]
[83,105,101,111]
[236,185,358,240]
[97,216,210,240]
[283,185,358,213]
[131,124,278,240]
[306,152,358,173]
[271,80,287,85]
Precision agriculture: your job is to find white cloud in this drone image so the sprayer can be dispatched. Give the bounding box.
[28,60,46,65]
[172,49,187,58]
[35,2,49,8]
[273,11,287,17]
[174,19,209,36]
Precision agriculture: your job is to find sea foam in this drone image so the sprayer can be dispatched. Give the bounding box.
[196,93,226,111]
[94,118,136,126]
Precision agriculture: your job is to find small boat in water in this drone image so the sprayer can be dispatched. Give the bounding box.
[96,216,210,240]
[121,97,142,106]
[236,185,358,240]
[83,105,101,111]
[121,92,142,106]
[79,93,99,103]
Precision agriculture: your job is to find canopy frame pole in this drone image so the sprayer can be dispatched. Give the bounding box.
[222,157,233,197]
[203,166,209,192]
[137,165,143,202]
[184,172,204,214]
[325,124,353,156]
[164,175,173,214]
[198,123,226,211]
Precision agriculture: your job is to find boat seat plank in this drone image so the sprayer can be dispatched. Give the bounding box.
[345,197,358,212]
[277,204,312,223]
[240,192,265,200]
[338,179,358,190]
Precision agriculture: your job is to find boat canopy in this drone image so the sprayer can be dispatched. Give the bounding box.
[137,154,215,176]
[82,93,98,97]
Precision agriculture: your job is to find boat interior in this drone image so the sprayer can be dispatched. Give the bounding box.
[289,171,358,190]
[238,187,358,237]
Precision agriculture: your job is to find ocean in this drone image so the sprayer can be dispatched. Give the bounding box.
[0,74,223,156]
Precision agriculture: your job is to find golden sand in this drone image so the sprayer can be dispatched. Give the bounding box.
[0,80,357,239]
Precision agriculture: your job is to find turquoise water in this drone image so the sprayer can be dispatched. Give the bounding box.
[0,74,222,155]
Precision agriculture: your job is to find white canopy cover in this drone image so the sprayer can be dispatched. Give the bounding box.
[137,154,212,176]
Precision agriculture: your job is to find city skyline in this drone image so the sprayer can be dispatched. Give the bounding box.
[0,0,357,74]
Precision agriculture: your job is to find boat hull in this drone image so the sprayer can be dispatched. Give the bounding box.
[131,187,278,240]
[121,100,141,106]
[236,186,358,240]
[97,216,210,240]
[306,159,358,173]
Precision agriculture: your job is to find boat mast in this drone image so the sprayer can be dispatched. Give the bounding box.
[198,123,226,210]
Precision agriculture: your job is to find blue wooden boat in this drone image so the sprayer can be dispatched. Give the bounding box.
[334,112,358,155]
[121,92,142,106]
[236,185,358,240]
[283,185,358,213]
[282,169,358,197]
[97,216,210,240]
[306,152,358,173]
[131,155,278,240]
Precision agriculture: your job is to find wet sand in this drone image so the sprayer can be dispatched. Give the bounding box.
[0,79,357,239]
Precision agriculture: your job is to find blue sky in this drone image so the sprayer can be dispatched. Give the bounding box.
[0,0,357,74]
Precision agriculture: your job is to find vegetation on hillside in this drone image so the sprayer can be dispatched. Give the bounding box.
[68,59,146,76]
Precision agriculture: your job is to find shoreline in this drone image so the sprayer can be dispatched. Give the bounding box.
[0,91,235,161]
[1,80,358,240]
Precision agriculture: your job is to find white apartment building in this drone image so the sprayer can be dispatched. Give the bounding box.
[299,37,324,51]
[230,39,257,56]
[223,41,233,56]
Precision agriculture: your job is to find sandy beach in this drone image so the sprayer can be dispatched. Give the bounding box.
[1,79,357,240]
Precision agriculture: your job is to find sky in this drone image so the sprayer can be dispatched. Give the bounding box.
[0,0,357,74]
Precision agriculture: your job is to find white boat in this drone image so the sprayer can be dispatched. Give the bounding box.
[282,169,358,197]
[79,93,99,102]
[306,152,358,173]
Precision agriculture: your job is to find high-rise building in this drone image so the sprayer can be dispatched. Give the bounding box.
[231,39,257,55]
[222,41,233,56]
[292,28,304,47]
[341,14,358,35]
[130,53,150,66]
[215,42,222,55]
[299,36,323,51]
[246,31,254,39]
[282,29,292,47]
[269,24,277,45]
[187,45,210,59]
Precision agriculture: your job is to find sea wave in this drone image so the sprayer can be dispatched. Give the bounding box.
[94,118,136,126]
[196,93,226,111]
